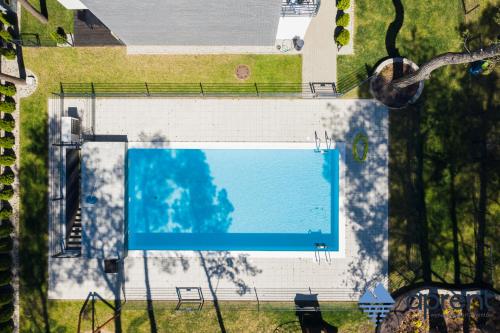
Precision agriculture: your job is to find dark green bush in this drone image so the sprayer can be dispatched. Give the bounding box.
[0,118,14,132]
[50,28,67,44]
[0,255,10,272]
[0,102,15,114]
[0,154,15,167]
[0,31,12,44]
[0,14,12,28]
[0,238,11,254]
[0,222,12,239]
[0,291,12,307]
[335,28,350,47]
[0,171,13,186]
[0,304,13,324]
[0,188,12,202]
[0,137,13,149]
[0,48,14,61]
[0,272,10,287]
[337,0,350,10]
[336,12,350,27]
[0,85,15,97]
[0,208,11,221]
[0,319,12,333]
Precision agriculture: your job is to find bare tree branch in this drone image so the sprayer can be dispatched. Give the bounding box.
[392,43,500,89]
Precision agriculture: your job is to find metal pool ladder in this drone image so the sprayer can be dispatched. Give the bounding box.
[314,243,332,264]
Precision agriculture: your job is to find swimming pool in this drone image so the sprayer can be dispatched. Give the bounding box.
[127,146,339,251]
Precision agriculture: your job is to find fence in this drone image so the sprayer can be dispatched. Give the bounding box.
[57,82,340,98]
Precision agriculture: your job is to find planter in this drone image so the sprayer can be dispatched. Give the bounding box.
[370,57,424,109]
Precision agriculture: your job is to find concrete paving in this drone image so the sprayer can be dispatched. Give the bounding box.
[48,97,388,301]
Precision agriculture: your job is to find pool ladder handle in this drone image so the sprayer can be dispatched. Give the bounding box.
[314,131,333,152]
[314,243,332,265]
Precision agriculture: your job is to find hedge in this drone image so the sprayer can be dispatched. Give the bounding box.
[337,0,350,11]
[335,28,350,47]
[0,49,14,61]
[0,14,12,28]
[0,238,11,254]
[0,102,15,114]
[0,255,10,272]
[0,223,11,239]
[0,305,13,324]
[0,118,14,132]
[0,32,12,44]
[336,13,350,27]
[0,85,15,98]
[0,208,11,221]
[0,188,12,202]
[0,137,13,149]
[0,153,15,167]
[0,292,12,308]
[0,272,10,287]
[0,320,12,333]
[0,171,13,186]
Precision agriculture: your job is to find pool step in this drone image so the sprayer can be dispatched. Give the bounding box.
[66,209,82,254]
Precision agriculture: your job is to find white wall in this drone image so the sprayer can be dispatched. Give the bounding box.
[275,16,312,40]
[57,0,87,10]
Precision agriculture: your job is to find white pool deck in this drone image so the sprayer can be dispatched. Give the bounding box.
[48,97,388,302]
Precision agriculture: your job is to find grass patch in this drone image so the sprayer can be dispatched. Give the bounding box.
[19,48,301,332]
[21,0,74,43]
[337,0,463,93]
[46,300,370,333]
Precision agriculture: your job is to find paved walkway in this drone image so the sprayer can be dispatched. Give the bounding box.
[302,0,338,83]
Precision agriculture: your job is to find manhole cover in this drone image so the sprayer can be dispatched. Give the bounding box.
[235,64,250,80]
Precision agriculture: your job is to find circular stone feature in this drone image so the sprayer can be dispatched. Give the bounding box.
[235,64,250,80]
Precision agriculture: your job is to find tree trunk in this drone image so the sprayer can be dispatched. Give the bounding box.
[450,166,461,285]
[18,0,48,25]
[392,44,500,89]
[0,73,26,86]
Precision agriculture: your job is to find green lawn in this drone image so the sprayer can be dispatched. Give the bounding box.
[19,48,301,332]
[44,300,371,333]
[21,0,74,43]
[337,0,463,93]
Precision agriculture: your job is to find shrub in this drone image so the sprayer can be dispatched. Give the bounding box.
[0,119,14,132]
[337,0,350,10]
[336,12,350,27]
[0,304,13,324]
[0,137,13,149]
[0,14,12,28]
[0,48,14,61]
[0,102,15,114]
[335,28,350,47]
[50,28,67,44]
[0,31,12,44]
[0,188,12,202]
[0,319,13,333]
[0,85,15,97]
[0,154,15,167]
[0,238,11,254]
[0,208,11,221]
[0,171,13,186]
[0,291,12,307]
[0,272,10,287]
[0,222,12,239]
[0,255,10,272]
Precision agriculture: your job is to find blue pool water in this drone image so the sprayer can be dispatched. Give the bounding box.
[127,148,339,251]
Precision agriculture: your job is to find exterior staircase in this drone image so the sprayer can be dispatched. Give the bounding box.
[66,208,82,254]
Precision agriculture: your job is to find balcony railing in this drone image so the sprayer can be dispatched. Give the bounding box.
[281,0,320,16]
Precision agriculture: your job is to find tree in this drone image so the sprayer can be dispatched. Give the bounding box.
[392,43,500,89]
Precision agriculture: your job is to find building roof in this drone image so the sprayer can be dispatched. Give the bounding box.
[81,0,282,46]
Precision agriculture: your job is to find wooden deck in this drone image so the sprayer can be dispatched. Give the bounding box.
[73,10,123,46]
